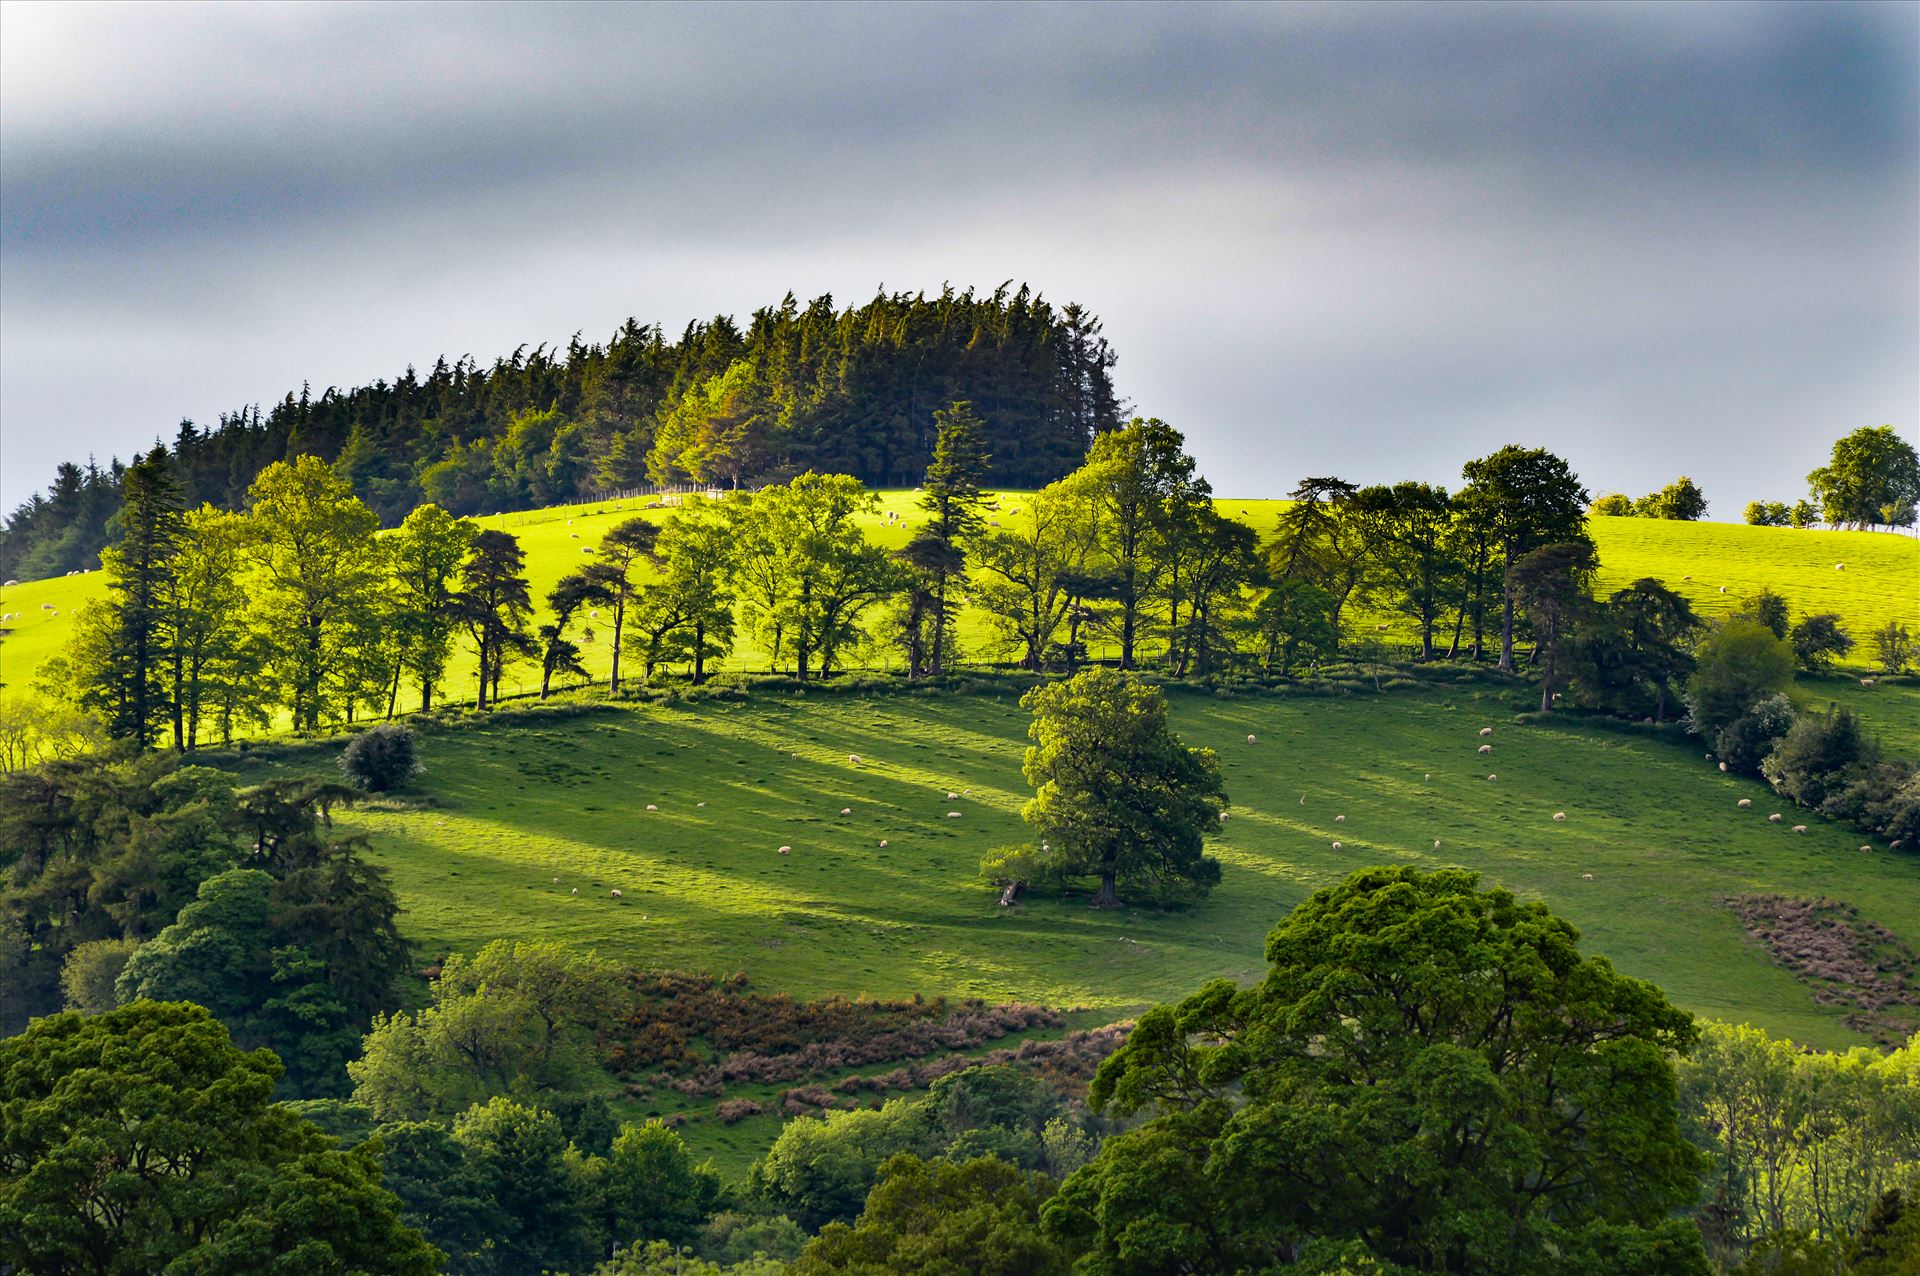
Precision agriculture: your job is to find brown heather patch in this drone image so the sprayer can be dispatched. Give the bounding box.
[1728,894,1920,1045]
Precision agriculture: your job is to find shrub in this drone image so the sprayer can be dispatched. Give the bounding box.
[1762,709,1870,808]
[1687,619,1796,740]
[714,1098,765,1124]
[1790,614,1854,671]
[1591,493,1633,516]
[58,938,138,1014]
[1744,500,1791,527]
[1876,621,1916,675]
[1713,692,1797,774]
[340,724,420,792]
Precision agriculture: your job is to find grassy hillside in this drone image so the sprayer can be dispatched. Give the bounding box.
[3,498,1914,705]
[227,678,1920,1054]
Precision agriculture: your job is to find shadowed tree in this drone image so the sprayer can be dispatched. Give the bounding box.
[389,503,477,712]
[1458,446,1590,672]
[908,400,992,676]
[588,516,660,694]
[455,530,535,710]
[1508,540,1598,713]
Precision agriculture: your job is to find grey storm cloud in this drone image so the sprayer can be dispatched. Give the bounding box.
[2,0,1914,510]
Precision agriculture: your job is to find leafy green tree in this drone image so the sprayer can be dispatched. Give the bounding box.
[1637,476,1709,520]
[1760,708,1871,810]
[58,936,139,1013]
[749,1097,938,1231]
[1593,493,1634,517]
[1081,420,1199,669]
[1789,613,1854,672]
[1569,579,1701,720]
[162,505,249,749]
[1734,587,1791,640]
[456,529,536,710]
[1458,446,1591,672]
[794,1153,1071,1276]
[1687,618,1797,741]
[973,478,1105,670]
[1267,476,1379,650]
[350,939,625,1120]
[645,498,737,684]
[1045,866,1710,1275]
[1807,425,1920,529]
[732,473,900,679]
[588,516,661,693]
[243,456,385,732]
[1743,500,1791,527]
[1358,482,1459,661]
[1166,506,1257,678]
[0,1001,440,1274]
[371,1120,495,1273]
[1252,578,1337,674]
[389,503,477,712]
[540,570,600,698]
[598,1120,726,1251]
[1507,541,1597,713]
[1875,621,1916,675]
[452,1097,599,1273]
[1020,668,1226,907]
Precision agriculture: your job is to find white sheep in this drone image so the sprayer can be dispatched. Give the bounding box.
[1331,841,1343,851]
[947,811,962,819]
[1737,799,1752,809]
[1433,839,1441,849]
[571,887,579,895]
[1718,586,1727,594]
[1553,812,1566,821]
[1792,825,1807,834]
[1861,679,1877,687]
[552,877,560,883]
[849,753,863,765]
[1424,773,1430,781]
[1479,727,1493,737]
[1478,744,1493,755]
[879,839,888,847]
[1334,814,1345,823]
[1769,813,1782,823]
[946,791,958,799]
[778,845,792,854]
[840,807,852,815]
[1719,762,1729,772]
[1486,774,1497,781]
[646,804,658,811]
[697,801,706,808]
[1247,734,1257,743]
[1859,845,1872,853]
[1219,812,1230,822]
[610,889,622,898]
[1835,563,1846,571]
[1582,873,1594,881]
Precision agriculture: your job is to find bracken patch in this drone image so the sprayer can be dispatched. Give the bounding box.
[1728,894,1920,1045]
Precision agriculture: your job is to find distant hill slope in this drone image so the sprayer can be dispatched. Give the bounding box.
[0,285,1122,579]
[4,500,1914,733]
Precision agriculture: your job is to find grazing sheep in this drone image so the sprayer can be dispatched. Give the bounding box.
[610,889,622,898]
[1300,794,1307,804]
[1335,814,1345,823]
[570,532,580,538]
[552,877,560,883]
[1859,845,1872,853]
[1553,812,1566,821]
[1792,825,1807,834]
[1479,727,1493,737]
[1433,840,1441,849]
[1486,774,1497,781]
[1247,734,1257,744]
[1682,574,1690,580]
[1331,841,1343,851]
[1737,799,1752,809]
[1478,744,1493,755]
[646,804,658,811]
[947,811,962,819]
[697,801,706,807]
[1769,813,1782,823]
[1718,586,1727,593]
[1719,762,1729,772]
[879,839,888,847]
[1582,873,1594,881]
[1219,812,1230,822]
[2,579,14,586]
[1835,563,1846,571]
[1861,678,1877,687]
[571,888,578,895]
[849,753,863,765]
[1424,773,1430,781]
[840,807,851,815]
[946,791,958,799]
[778,845,792,854]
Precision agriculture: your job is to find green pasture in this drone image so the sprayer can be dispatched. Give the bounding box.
[228,681,1920,1054]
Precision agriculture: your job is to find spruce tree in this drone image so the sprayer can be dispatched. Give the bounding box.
[911,401,991,675]
[84,450,184,745]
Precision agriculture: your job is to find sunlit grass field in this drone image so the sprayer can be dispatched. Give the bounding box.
[3,497,1914,705]
[227,679,1920,1055]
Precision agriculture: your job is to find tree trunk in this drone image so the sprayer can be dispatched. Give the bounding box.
[692,622,706,685]
[609,597,626,693]
[1498,588,1516,673]
[1092,871,1121,909]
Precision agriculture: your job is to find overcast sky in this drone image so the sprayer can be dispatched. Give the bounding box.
[2,0,1914,513]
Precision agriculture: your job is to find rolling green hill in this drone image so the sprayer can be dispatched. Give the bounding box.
[226,677,1919,1055]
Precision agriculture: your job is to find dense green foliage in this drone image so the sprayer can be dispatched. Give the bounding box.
[0,1001,439,1274]
[1,286,1121,578]
[1046,866,1712,1274]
